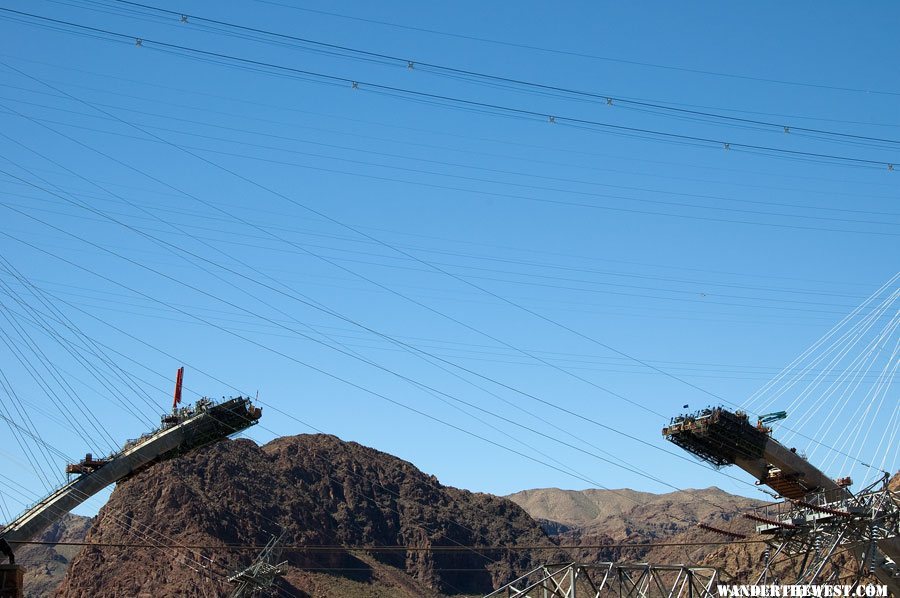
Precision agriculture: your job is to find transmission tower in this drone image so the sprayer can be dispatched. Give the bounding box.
[227,533,288,598]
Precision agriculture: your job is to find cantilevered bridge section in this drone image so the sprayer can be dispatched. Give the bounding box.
[663,407,899,594]
[0,396,261,553]
[663,408,844,500]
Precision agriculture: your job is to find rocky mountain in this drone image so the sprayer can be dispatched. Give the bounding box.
[21,437,899,597]
[54,434,566,597]
[15,514,91,598]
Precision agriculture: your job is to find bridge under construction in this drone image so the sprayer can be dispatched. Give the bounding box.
[484,407,898,598]
[0,265,895,596]
[663,406,899,595]
[0,370,261,568]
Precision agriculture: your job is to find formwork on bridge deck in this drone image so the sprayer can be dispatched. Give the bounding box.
[662,408,769,468]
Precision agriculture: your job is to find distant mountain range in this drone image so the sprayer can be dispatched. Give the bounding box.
[507,486,764,566]
[507,485,762,534]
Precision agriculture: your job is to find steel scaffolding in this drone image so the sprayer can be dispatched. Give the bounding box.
[751,474,899,592]
[483,562,720,598]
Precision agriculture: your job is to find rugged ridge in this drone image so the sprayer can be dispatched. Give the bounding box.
[55,434,564,597]
[34,441,900,596]
[508,486,763,563]
[508,486,761,531]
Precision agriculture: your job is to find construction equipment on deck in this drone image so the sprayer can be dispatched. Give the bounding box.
[758,411,788,426]
[662,407,843,500]
[0,370,262,561]
[64,454,110,476]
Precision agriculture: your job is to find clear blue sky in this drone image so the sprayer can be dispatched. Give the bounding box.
[0,1,897,519]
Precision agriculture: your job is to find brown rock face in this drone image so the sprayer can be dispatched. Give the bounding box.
[15,514,91,598]
[55,434,562,597]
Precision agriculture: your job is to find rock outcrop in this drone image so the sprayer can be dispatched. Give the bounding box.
[55,434,563,597]
[15,513,91,598]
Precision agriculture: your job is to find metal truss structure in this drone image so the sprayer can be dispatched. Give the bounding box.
[483,562,720,598]
[227,534,287,598]
[751,474,899,592]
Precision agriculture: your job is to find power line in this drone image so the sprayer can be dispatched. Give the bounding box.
[0,136,698,492]
[0,86,741,472]
[6,87,898,226]
[0,192,775,521]
[11,538,770,551]
[0,158,888,288]
[4,51,898,197]
[5,95,896,231]
[104,0,900,146]
[0,182,883,307]
[6,284,886,384]
[1,7,897,169]
[0,193,724,498]
[4,276,885,378]
[4,113,894,237]
[0,168,887,301]
[2,181,880,317]
[0,202,772,528]
[1,58,880,469]
[254,0,900,99]
[1,225,677,495]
